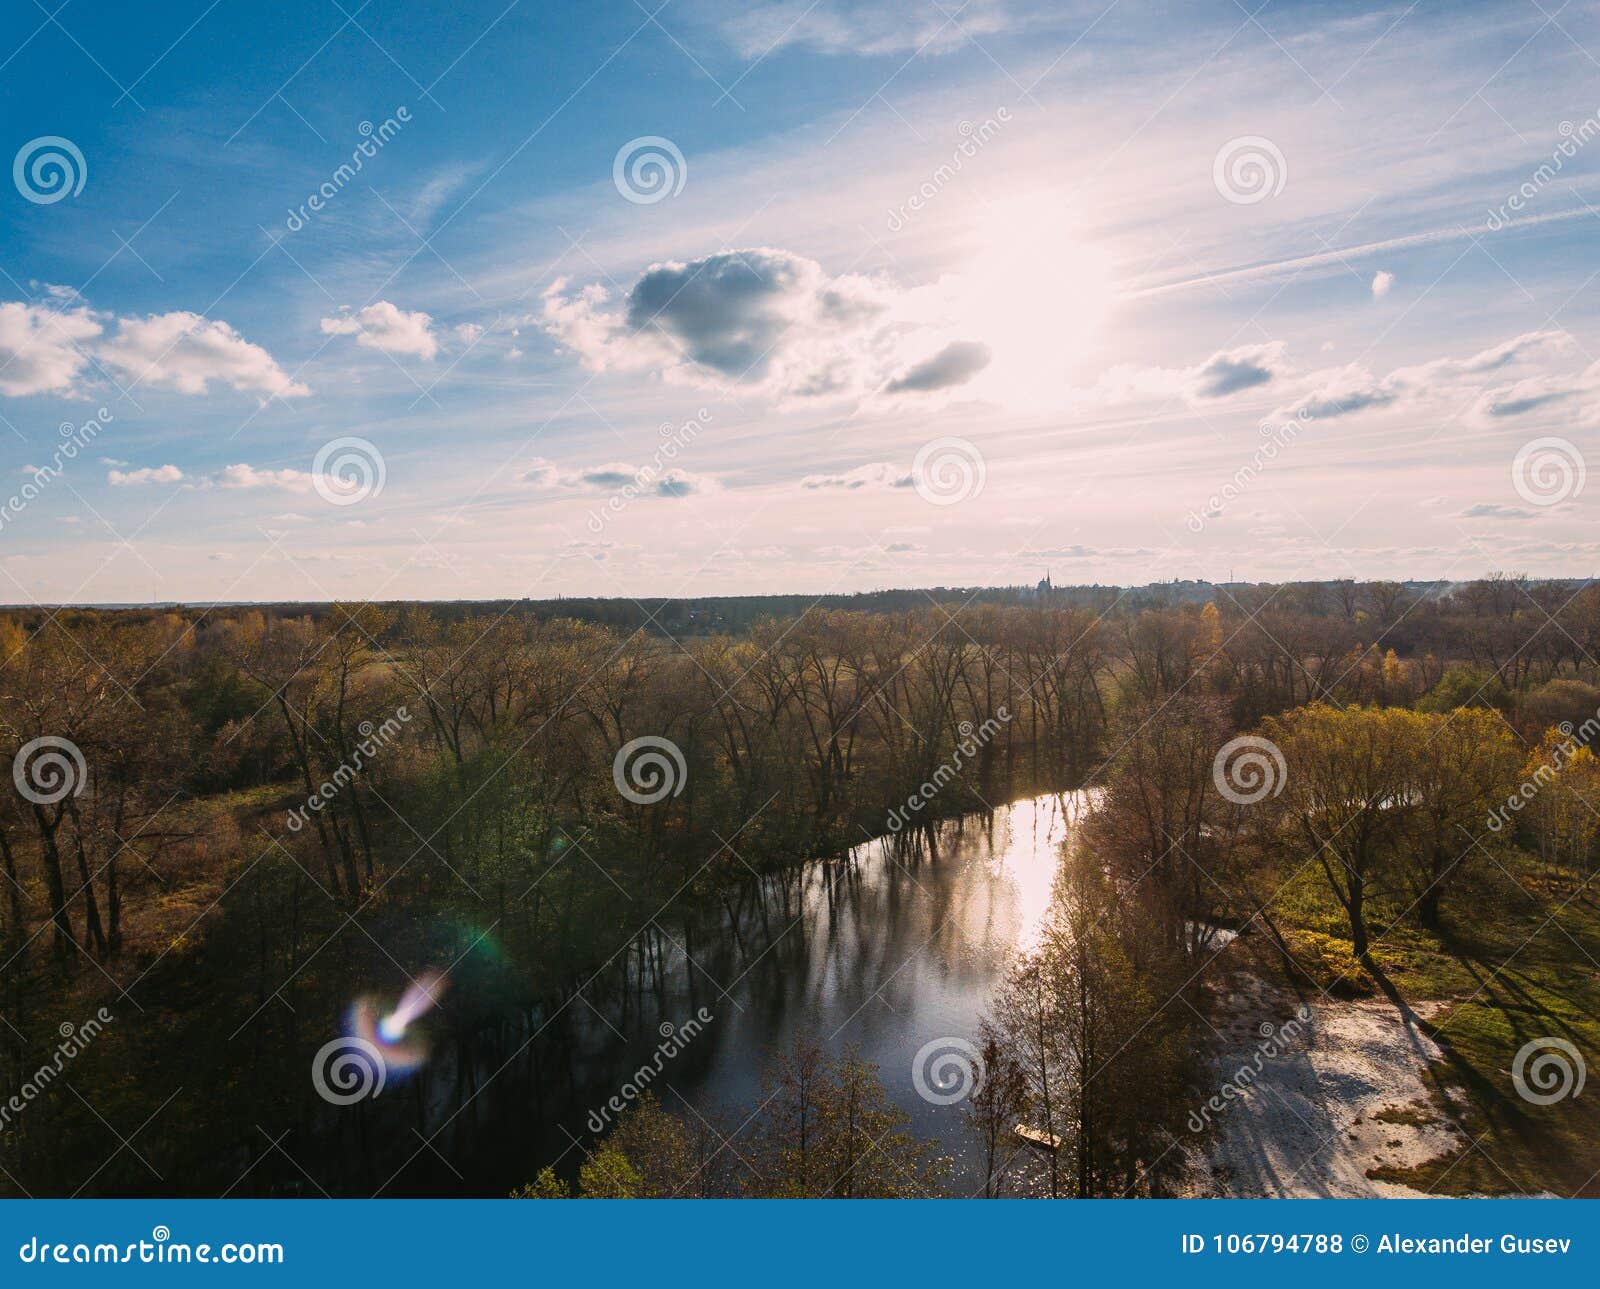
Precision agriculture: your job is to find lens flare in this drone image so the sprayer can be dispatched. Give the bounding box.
[346,970,446,1078]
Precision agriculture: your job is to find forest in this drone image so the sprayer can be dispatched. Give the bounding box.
[1,573,1598,1197]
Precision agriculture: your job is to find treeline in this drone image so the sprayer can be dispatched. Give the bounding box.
[2,573,1599,1195]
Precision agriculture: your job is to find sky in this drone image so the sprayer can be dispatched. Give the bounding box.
[2,0,1599,604]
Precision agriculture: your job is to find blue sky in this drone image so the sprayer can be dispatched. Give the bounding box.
[2,0,1599,603]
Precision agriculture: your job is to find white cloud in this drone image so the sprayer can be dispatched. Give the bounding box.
[542,248,956,401]
[1279,331,1574,421]
[573,462,708,497]
[884,341,992,393]
[98,312,309,398]
[320,301,439,359]
[518,457,560,486]
[216,463,316,491]
[1371,270,1394,298]
[0,300,102,396]
[108,464,183,485]
[1098,342,1290,404]
[518,456,708,497]
[799,462,913,490]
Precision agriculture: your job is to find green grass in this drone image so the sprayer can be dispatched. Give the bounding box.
[1270,852,1600,1196]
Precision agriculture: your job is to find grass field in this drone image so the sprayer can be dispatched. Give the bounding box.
[1267,852,1600,1196]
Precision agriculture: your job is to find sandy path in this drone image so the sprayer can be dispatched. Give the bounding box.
[1185,975,1466,1197]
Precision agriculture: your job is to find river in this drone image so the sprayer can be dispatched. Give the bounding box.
[495,790,1094,1196]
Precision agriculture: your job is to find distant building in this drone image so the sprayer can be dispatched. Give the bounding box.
[1034,571,1052,597]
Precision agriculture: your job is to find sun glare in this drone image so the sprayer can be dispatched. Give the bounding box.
[958,194,1115,405]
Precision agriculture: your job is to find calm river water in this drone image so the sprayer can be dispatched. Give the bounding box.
[509,790,1093,1195]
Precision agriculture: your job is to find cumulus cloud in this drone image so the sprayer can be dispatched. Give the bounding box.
[798,462,913,490]
[1278,331,1575,422]
[216,463,316,491]
[1188,343,1286,398]
[576,462,707,497]
[543,247,959,401]
[1285,366,1401,419]
[884,340,992,393]
[320,301,439,359]
[1371,270,1394,298]
[0,300,102,396]
[518,457,560,487]
[1097,342,1290,404]
[1471,360,1600,419]
[520,457,708,498]
[97,312,309,398]
[108,465,183,485]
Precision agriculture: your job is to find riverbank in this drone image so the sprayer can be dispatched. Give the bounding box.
[1184,972,1468,1197]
